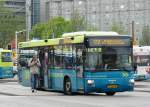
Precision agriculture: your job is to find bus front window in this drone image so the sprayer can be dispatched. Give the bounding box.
[1,52,12,62]
[85,47,132,71]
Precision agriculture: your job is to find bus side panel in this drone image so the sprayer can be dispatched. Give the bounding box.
[0,67,13,78]
[50,69,77,92]
[18,68,30,87]
[0,69,2,78]
[50,69,64,91]
[63,69,77,92]
[77,77,84,91]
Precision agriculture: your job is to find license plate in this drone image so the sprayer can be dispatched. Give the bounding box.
[107,84,118,88]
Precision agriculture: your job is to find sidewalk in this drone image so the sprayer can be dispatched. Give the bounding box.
[0,76,62,96]
[0,75,18,82]
[1,76,150,95]
[0,81,61,96]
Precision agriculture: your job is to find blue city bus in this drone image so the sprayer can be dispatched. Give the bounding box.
[18,31,134,95]
[0,49,14,78]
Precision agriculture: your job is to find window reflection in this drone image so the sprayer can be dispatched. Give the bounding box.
[85,47,132,71]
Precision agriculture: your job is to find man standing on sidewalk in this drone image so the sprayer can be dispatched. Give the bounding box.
[28,54,41,93]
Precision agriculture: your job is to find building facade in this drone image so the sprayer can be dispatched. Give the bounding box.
[31,0,40,27]
[39,0,150,39]
[4,0,26,15]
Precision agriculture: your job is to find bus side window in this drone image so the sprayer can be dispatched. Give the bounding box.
[76,45,84,77]
[63,45,73,69]
[54,46,62,68]
[63,56,73,69]
[48,48,54,68]
[76,49,83,66]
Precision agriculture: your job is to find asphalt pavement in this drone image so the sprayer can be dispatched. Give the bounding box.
[0,76,150,96]
[0,77,150,107]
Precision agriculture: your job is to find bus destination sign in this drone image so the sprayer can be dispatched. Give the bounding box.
[89,38,131,47]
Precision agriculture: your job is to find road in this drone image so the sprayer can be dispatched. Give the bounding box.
[0,79,150,107]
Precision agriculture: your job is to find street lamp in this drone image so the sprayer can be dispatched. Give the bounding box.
[15,29,26,59]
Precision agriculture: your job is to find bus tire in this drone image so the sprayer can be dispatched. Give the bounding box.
[105,92,116,96]
[64,78,72,95]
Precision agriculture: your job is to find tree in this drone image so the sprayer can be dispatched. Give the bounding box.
[0,0,9,12]
[68,10,97,32]
[30,17,70,39]
[47,17,70,38]
[30,11,97,39]
[110,22,126,34]
[68,11,87,31]
[140,26,150,45]
[0,0,25,48]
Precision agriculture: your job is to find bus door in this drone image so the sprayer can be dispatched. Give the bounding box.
[47,48,54,89]
[38,49,44,88]
[39,48,50,89]
[76,47,84,91]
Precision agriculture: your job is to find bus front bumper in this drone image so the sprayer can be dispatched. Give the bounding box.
[84,78,134,93]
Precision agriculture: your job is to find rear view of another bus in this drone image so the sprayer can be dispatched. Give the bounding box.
[0,49,14,78]
[133,46,150,80]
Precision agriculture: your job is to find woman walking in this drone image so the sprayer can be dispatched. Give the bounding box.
[28,54,41,92]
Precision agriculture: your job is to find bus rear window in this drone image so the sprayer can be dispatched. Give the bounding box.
[1,52,12,62]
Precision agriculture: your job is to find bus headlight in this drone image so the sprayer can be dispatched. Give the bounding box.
[129,79,135,83]
[87,80,94,85]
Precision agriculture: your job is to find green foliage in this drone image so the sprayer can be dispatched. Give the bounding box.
[110,22,126,34]
[140,26,150,45]
[47,17,70,38]
[0,0,5,11]
[30,17,70,39]
[0,0,25,48]
[68,11,87,31]
[69,11,97,32]
[30,11,97,39]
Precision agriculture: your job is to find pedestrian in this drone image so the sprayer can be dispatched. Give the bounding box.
[28,54,41,93]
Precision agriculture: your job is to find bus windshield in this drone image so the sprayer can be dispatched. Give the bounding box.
[1,52,12,62]
[85,47,132,71]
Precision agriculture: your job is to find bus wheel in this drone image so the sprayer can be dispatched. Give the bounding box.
[64,78,72,95]
[105,92,116,96]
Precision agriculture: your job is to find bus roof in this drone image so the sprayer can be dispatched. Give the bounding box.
[62,31,119,37]
[0,49,12,52]
[19,35,85,48]
[19,31,131,48]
